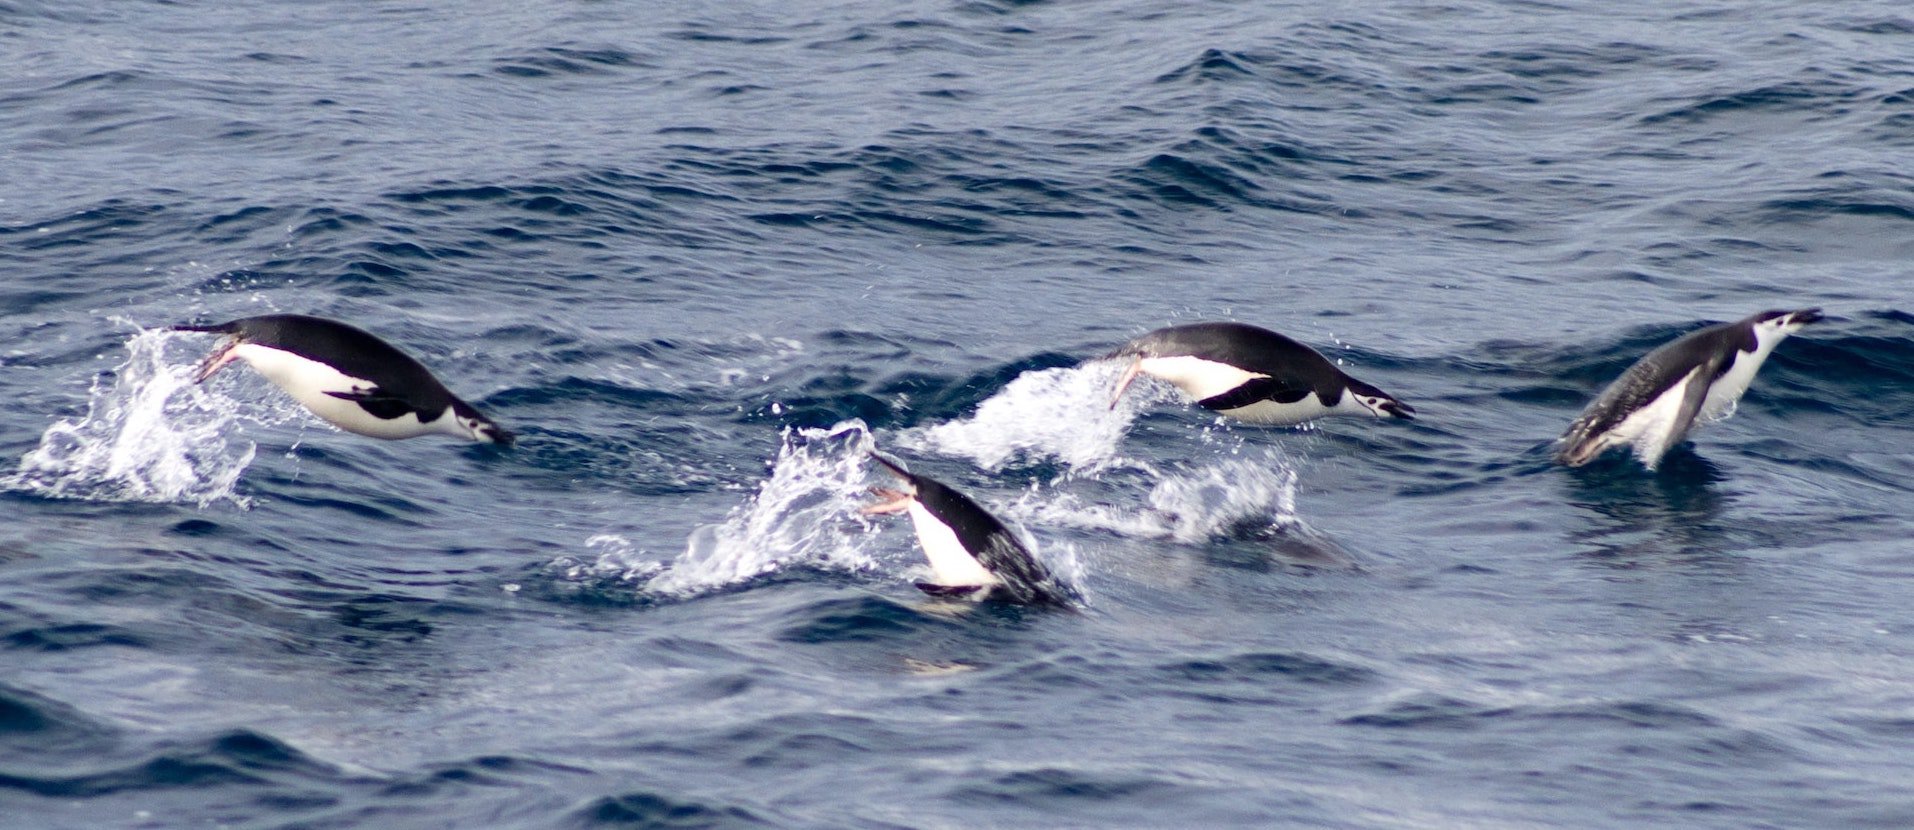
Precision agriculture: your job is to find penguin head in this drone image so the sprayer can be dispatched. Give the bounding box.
[451,401,515,446]
[1753,308,1823,335]
[1343,378,1416,420]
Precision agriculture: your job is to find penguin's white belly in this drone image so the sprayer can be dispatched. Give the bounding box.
[1698,347,1773,423]
[1213,394,1337,426]
[1606,368,1703,468]
[232,344,457,440]
[904,502,998,588]
[1137,356,1266,402]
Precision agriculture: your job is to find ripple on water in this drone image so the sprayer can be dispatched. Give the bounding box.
[570,791,772,829]
[774,595,961,646]
[1160,650,1379,688]
[0,727,339,800]
[0,683,118,759]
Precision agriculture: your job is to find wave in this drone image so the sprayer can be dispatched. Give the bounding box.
[573,790,769,828]
[0,724,347,804]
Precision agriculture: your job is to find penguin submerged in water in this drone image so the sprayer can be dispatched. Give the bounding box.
[1557,308,1822,470]
[1106,322,1414,426]
[175,313,513,445]
[863,453,1069,606]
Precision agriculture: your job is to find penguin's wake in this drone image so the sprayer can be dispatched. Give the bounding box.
[569,421,886,597]
[896,361,1160,474]
[5,326,272,507]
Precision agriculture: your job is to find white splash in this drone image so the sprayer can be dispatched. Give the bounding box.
[5,326,271,508]
[557,533,664,582]
[1009,449,1302,544]
[636,420,884,597]
[897,360,1167,474]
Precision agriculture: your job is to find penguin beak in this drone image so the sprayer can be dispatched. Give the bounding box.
[862,488,915,516]
[191,338,242,384]
[1108,356,1143,410]
[1792,308,1825,326]
[1558,442,1600,468]
[1382,400,1416,420]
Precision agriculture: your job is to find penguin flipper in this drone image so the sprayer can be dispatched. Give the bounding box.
[1663,362,1721,451]
[325,388,423,421]
[1198,377,1311,412]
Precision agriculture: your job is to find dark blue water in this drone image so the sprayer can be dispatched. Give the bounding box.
[4,1,1912,827]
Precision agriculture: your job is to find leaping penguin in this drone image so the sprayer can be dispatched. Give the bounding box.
[1105,321,1415,425]
[863,453,1069,606]
[1556,308,1822,470]
[174,313,514,446]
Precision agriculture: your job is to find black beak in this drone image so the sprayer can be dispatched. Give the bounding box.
[1385,401,1416,420]
[1792,308,1825,326]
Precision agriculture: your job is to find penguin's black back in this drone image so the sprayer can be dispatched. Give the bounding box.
[1569,317,1756,441]
[183,314,459,409]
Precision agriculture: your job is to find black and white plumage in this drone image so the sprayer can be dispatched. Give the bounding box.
[863,454,1068,606]
[174,314,513,446]
[1557,308,1822,469]
[1105,322,1415,425]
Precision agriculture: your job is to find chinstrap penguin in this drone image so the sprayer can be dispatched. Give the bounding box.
[174,313,514,445]
[1105,321,1415,425]
[863,453,1069,606]
[1556,308,1822,469]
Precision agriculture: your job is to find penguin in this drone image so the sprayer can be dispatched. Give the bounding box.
[174,313,513,446]
[1556,308,1822,469]
[862,453,1069,606]
[1105,321,1415,425]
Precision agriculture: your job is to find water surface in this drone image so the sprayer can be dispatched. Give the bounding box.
[3,1,1912,827]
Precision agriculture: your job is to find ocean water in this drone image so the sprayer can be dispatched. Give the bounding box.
[3,0,1912,827]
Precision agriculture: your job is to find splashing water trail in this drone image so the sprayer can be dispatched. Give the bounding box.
[1012,448,1303,544]
[1146,452,1301,543]
[633,420,885,597]
[5,326,266,507]
[899,360,1165,474]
